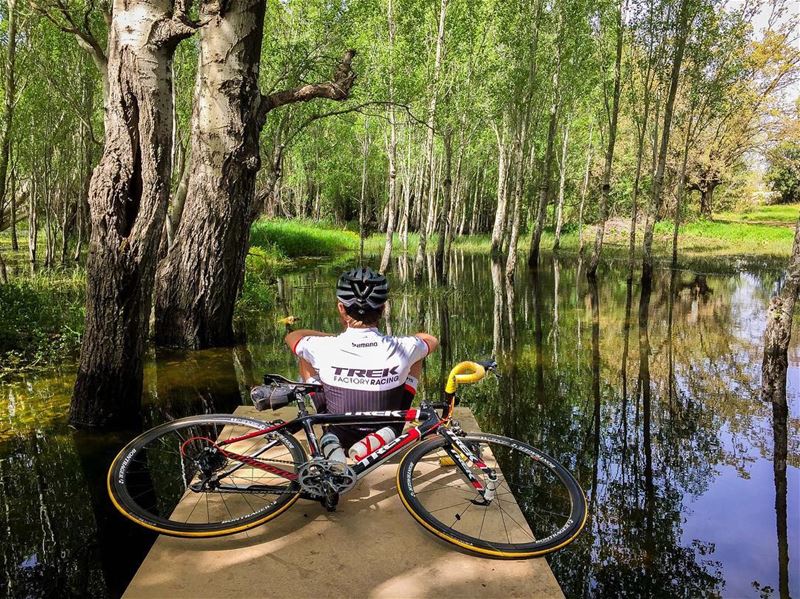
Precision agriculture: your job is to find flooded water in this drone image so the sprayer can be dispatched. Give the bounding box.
[1,252,798,598]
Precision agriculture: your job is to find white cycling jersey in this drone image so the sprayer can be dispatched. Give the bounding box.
[293,327,429,393]
[293,327,430,447]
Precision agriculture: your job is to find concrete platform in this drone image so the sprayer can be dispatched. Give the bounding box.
[123,406,563,599]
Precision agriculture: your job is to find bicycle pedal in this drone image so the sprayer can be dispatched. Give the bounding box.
[439,457,456,467]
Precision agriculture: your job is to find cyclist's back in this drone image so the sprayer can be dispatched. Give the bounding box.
[285,267,438,448]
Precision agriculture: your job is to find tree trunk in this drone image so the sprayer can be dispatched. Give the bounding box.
[154,1,264,348]
[553,122,570,251]
[358,120,370,266]
[70,0,195,428]
[28,178,36,268]
[587,0,623,279]
[413,0,448,280]
[762,216,800,404]
[504,153,522,279]
[434,129,452,282]
[379,0,399,273]
[156,14,355,349]
[0,0,18,219]
[164,147,190,248]
[10,167,18,251]
[528,86,559,267]
[627,104,649,279]
[577,122,593,256]
[490,122,509,255]
[671,123,693,266]
[641,0,691,280]
[399,140,413,250]
[699,182,716,219]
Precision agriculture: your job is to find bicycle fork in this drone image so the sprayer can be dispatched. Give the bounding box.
[440,429,499,506]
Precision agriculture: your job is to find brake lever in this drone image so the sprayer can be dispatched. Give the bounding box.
[477,358,500,378]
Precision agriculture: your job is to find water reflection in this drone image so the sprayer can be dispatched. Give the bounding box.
[1,252,798,597]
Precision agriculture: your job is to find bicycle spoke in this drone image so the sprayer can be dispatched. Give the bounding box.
[112,417,303,534]
[401,435,584,552]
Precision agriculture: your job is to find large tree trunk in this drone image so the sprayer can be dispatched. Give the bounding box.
[155,1,265,348]
[155,4,355,349]
[698,179,718,219]
[587,0,623,279]
[70,1,195,428]
[762,219,799,599]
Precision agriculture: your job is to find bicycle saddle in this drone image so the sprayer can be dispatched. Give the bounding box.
[251,375,323,411]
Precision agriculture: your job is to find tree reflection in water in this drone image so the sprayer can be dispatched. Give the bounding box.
[1,253,796,596]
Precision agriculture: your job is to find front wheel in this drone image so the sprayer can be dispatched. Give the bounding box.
[108,414,305,537]
[396,433,587,558]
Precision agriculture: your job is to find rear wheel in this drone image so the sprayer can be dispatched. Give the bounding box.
[397,433,587,557]
[108,415,305,537]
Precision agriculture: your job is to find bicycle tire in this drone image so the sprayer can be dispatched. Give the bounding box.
[108,414,305,537]
[396,432,587,558]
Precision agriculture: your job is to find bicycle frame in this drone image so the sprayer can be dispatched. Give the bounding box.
[215,398,444,482]
[211,361,498,497]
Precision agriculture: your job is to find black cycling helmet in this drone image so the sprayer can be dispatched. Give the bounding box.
[336,267,389,312]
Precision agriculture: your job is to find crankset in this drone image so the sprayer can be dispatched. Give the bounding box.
[297,458,357,506]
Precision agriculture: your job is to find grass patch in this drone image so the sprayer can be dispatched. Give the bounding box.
[250,219,358,258]
[715,203,800,225]
[652,219,794,256]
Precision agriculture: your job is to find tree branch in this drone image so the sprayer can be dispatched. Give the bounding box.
[259,49,358,124]
[148,0,200,49]
[31,0,108,72]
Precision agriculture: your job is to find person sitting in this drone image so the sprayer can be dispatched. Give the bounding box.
[284,267,438,450]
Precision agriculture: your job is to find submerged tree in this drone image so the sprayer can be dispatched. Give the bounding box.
[70,0,197,427]
[153,1,356,349]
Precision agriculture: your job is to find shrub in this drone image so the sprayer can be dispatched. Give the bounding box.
[0,277,85,369]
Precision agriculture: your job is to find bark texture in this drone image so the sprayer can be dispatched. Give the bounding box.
[71,0,195,428]
[155,7,356,348]
[155,0,265,348]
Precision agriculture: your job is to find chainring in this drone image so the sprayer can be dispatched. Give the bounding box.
[297,458,357,497]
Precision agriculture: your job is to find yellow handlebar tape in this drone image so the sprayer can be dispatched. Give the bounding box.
[445,361,486,394]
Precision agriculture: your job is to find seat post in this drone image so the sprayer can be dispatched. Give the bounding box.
[296,395,308,417]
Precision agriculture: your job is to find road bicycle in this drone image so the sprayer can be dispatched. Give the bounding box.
[108,360,587,558]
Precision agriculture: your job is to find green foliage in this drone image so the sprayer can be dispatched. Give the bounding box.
[0,274,85,372]
[766,141,800,204]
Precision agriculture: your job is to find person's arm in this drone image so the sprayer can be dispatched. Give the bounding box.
[414,332,439,355]
[284,329,333,354]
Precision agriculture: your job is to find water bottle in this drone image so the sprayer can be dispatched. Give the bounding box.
[320,432,347,464]
[348,427,397,461]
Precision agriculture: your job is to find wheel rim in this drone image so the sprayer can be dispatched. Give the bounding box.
[402,435,583,552]
[112,418,301,532]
